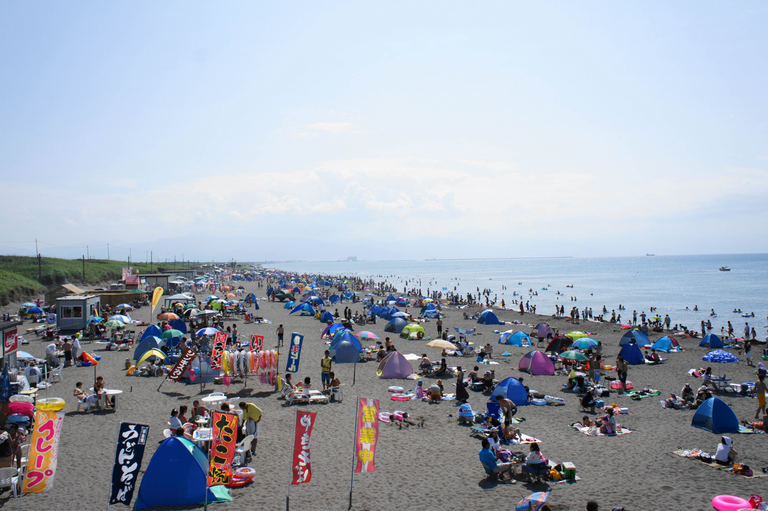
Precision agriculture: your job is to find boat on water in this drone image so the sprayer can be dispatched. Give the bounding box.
[719,266,731,272]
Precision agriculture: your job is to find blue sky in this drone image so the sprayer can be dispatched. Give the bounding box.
[1,1,766,262]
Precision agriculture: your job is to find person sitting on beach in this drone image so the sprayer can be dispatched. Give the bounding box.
[191,400,209,420]
[418,354,432,375]
[714,436,736,465]
[178,405,189,424]
[645,349,661,364]
[169,409,183,432]
[329,372,341,401]
[478,438,513,481]
[599,408,617,435]
[693,385,712,409]
[481,371,495,393]
[747,413,768,432]
[434,357,448,377]
[467,366,480,383]
[581,388,596,413]
[428,382,442,402]
[680,383,694,406]
[702,367,713,387]
[522,442,548,480]
[73,381,99,409]
[664,393,681,409]
[503,417,521,443]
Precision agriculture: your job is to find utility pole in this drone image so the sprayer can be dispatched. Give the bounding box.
[150,251,153,272]
[107,242,110,261]
[82,254,86,280]
[35,239,41,281]
[129,248,131,265]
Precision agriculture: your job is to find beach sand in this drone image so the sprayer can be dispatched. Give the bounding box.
[1,280,766,510]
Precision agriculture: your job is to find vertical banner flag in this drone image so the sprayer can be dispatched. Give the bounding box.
[122,267,133,281]
[109,423,150,506]
[168,347,197,381]
[291,410,317,485]
[22,410,64,493]
[3,328,18,357]
[207,412,238,486]
[249,334,264,352]
[354,398,380,473]
[210,331,228,370]
[151,286,164,313]
[285,333,304,373]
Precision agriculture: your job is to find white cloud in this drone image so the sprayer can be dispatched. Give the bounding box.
[299,121,355,136]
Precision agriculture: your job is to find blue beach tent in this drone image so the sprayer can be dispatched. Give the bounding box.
[290,303,316,316]
[651,336,677,353]
[330,330,362,352]
[384,317,408,333]
[619,329,650,347]
[133,337,161,361]
[284,300,295,310]
[477,309,504,325]
[140,324,162,341]
[499,331,531,346]
[320,311,334,323]
[619,343,645,365]
[699,334,724,349]
[491,377,529,405]
[168,319,187,334]
[134,437,230,510]
[691,397,739,434]
[332,339,362,364]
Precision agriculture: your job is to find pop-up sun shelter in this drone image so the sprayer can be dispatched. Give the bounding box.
[498,331,531,346]
[384,317,408,333]
[620,329,650,347]
[491,377,529,405]
[400,323,426,339]
[518,351,555,375]
[544,336,572,354]
[290,302,316,316]
[133,336,162,361]
[619,343,645,365]
[134,437,231,510]
[140,324,162,341]
[477,309,504,325]
[332,340,363,364]
[320,311,334,323]
[651,336,679,353]
[699,333,724,349]
[691,397,739,433]
[376,351,414,379]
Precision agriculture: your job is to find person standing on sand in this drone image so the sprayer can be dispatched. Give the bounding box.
[436,317,442,337]
[755,373,766,419]
[276,324,284,347]
[238,401,262,455]
[320,350,333,391]
[616,355,628,393]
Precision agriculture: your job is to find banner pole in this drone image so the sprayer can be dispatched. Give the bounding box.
[286,408,296,511]
[348,398,360,510]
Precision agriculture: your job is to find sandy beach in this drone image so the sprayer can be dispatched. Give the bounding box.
[1,276,766,511]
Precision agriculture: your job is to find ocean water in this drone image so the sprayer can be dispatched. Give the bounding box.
[271,254,768,338]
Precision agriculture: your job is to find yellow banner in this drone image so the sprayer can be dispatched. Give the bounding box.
[151,286,164,311]
[23,410,64,493]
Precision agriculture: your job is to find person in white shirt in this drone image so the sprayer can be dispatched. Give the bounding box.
[168,409,183,431]
[714,436,736,465]
[24,361,41,387]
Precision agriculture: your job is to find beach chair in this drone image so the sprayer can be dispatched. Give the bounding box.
[281,384,309,405]
[0,467,21,498]
[232,434,254,467]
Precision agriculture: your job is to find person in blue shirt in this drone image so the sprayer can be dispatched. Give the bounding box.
[478,438,513,481]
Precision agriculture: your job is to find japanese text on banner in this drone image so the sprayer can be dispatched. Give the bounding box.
[354,398,379,473]
[169,347,197,381]
[250,334,263,352]
[109,423,150,506]
[291,410,317,485]
[285,333,303,373]
[210,331,228,370]
[207,412,238,486]
[22,410,64,493]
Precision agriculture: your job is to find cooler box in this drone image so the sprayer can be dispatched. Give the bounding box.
[562,462,576,480]
[595,399,604,408]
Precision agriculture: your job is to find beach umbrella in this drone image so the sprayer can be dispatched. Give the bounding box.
[27,306,44,314]
[355,331,379,340]
[572,338,598,350]
[565,331,588,340]
[195,327,220,336]
[516,492,550,511]
[88,317,104,324]
[206,295,219,301]
[109,314,133,324]
[559,350,588,361]
[425,339,458,350]
[21,302,36,308]
[158,312,180,321]
[16,351,36,361]
[104,320,125,328]
[161,329,184,340]
[116,303,134,310]
[701,350,739,363]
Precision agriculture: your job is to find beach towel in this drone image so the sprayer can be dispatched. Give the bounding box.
[673,450,767,478]
[507,434,541,445]
[623,390,661,400]
[572,425,632,437]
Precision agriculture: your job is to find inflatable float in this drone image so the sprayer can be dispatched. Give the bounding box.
[37,397,66,412]
[544,395,565,406]
[610,380,633,390]
[390,393,412,401]
[387,386,404,393]
[711,494,750,511]
[227,466,256,487]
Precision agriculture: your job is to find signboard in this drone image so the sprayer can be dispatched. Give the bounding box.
[108,422,150,506]
[249,334,263,352]
[291,410,317,485]
[285,333,304,373]
[210,331,228,370]
[354,398,380,473]
[22,410,64,493]
[168,347,197,381]
[3,328,18,357]
[207,412,238,486]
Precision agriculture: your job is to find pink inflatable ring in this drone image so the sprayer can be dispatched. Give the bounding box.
[711,494,750,511]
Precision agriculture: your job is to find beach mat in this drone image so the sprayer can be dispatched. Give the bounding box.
[572,425,632,437]
[672,450,767,478]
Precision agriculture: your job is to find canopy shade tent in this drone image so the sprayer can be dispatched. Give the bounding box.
[534,323,553,339]
[320,311,334,323]
[133,336,162,361]
[290,302,316,316]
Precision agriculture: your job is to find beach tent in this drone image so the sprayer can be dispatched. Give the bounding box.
[320,311,334,323]
[332,340,362,364]
[422,309,441,319]
[651,336,679,353]
[400,323,426,339]
[133,337,162,361]
[491,377,529,405]
[691,397,739,434]
[620,329,649,347]
[699,334,724,349]
[544,336,572,354]
[284,300,295,310]
[329,294,340,304]
[245,292,257,303]
[518,351,555,375]
[498,331,531,347]
[619,343,645,365]
[477,309,504,325]
[290,303,316,316]
[140,324,163,341]
[330,330,362,352]
[535,323,553,340]
[376,352,414,379]
[134,437,230,510]
[321,323,346,339]
[384,317,408,333]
